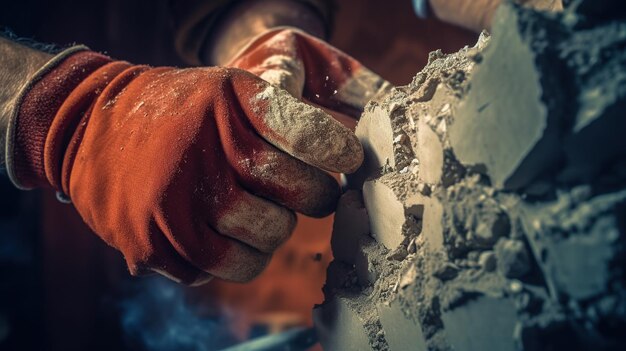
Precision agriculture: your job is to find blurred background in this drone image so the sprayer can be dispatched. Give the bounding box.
[0,0,475,350]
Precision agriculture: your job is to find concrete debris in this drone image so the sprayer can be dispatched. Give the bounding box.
[378,299,427,351]
[479,251,497,272]
[362,176,421,251]
[331,190,371,264]
[520,188,626,300]
[432,262,460,281]
[558,19,626,182]
[354,236,384,287]
[413,192,445,253]
[314,296,379,351]
[441,295,518,351]
[351,96,416,188]
[315,2,626,350]
[450,3,564,190]
[398,265,417,290]
[494,238,531,278]
[415,118,444,185]
[442,175,511,255]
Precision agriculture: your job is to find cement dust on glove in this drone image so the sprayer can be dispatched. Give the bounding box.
[6,48,364,285]
[227,27,393,118]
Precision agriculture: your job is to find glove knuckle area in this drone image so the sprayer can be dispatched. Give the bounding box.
[127,200,274,283]
[120,226,210,286]
[212,190,297,255]
[166,222,273,283]
[207,242,272,283]
[232,141,340,217]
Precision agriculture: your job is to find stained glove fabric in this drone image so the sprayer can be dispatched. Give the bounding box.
[6,48,363,284]
[227,28,392,118]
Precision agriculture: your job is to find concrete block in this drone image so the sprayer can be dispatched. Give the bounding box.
[520,190,626,300]
[362,175,445,252]
[559,22,626,182]
[350,104,396,187]
[416,118,444,185]
[411,193,445,253]
[378,299,427,351]
[449,3,564,189]
[547,234,615,300]
[331,190,371,264]
[314,296,373,351]
[363,178,418,250]
[354,236,381,287]
[442,295,518,351]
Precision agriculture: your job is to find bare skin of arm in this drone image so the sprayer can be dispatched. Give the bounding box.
[204,0,326,66]
[428,0,564,32]
[0,37,53,168]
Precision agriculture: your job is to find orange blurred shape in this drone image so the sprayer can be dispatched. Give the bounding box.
[200,213,334,341]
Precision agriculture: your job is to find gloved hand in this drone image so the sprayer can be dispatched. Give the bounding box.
[227,28,392,118]
[6,48,363,284]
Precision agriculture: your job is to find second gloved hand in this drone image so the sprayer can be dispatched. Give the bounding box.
[227,28,392,118]
[6,49,363,284]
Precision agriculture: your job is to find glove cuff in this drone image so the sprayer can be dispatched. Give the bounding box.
[5,47,112,189]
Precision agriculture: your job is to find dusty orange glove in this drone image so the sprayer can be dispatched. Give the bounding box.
[6,48,363,284]
[227,28,392,118]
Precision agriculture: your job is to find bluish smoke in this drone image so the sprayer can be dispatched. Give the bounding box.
[119,276,237,351]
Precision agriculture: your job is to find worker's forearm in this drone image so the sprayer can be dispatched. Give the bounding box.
[203,0,326,65]
[0,37,53,169]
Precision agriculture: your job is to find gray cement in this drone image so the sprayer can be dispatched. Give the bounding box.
[314,1,626,350]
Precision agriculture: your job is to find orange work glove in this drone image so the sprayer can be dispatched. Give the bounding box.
[227,28,392,119]
[6,48,363,285]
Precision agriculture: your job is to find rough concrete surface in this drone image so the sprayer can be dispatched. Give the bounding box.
[314,1,626,350]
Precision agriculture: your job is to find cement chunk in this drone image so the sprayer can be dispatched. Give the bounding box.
[548,234,615,300]
[520,190,626,300]
[352,104,396,186]
[331,190,370,264]
[416,119,444,185]
[495,239,531,279]
[442,295,518,351]
[363,179,420,250]
[314,297,373,351]
[410,193,445,253]
[450,4,563,189]
[378,300,427,351]
[559,21,626,182]
[354,236,381,287]
[479,251,497,272]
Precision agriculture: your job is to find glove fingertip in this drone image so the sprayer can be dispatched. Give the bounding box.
[325,130,364,174]
[249,84,365,174]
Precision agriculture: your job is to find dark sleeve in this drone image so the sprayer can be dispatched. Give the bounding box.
[169,0,336,66]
